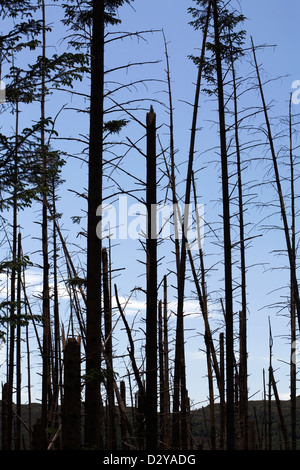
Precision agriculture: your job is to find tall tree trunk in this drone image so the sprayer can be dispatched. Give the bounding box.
[145,105,158,450]
[162,276,170,449]
[252,37,300,331]
[62,338,81,450]
[85,0,104,449]
[51,180,61,435]
[158,299,164,449]
[212,0,235,449]
[40,0,51,448]
[2,383,9,450]
[102,247,116,449]
[6,98,19,450]
[231,51,248,450]
[172,3,211,450]
[219,332,225,450]
[205,332,216,450]
[15,231,22,449]
[289,93,296,451]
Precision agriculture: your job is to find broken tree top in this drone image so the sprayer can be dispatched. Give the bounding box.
[146,105,156,126]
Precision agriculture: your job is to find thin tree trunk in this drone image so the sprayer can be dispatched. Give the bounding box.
[120,381,129,450]
[2,383,9,450]
[205,332,216,450]
[268,321,273,450]
[158,300,164,449]
[102,247,116,449]
[145,105,158,450]
[172,3,211,450]
[62,338,81,450]
[6,98,20,451]
[85,0,104,449]
[231,52,248,450]
[289,93,296,451]
[269,367,289,450]
[40,0,51,448]
[16,231,22,449]
[263,368,267,450]
[251,37,300,331]
[212,0,235,449]
[219,332,225,450]
[51,180,61,438]
[163,276,170,449]
[26,321,32,449]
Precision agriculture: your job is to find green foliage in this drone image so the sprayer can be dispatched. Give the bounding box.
[0,0,38,18]
[0,19,43,59]
[0,255,33,274]
[188,0,246,88]
[103,119,129,135]
[67,277,87,288]
[82,367,119,386]
[0,304,43,328]
[61,0,134,48]
[0,118,65,210]
[71,216,83,225]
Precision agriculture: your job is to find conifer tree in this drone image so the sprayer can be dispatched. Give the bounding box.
[189,0,246,449]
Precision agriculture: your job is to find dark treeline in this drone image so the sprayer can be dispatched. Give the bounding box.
[0,0,299,451]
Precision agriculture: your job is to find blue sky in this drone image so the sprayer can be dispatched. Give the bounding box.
[105,0,300,405]
[1,0,300,409]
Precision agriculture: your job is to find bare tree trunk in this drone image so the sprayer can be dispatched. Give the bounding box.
[251,37,300,330]
[231,52,248,450]
[85,0,104,449]
[6,98,20,451]
[51,180,61,438]
[102,247,116,449]
[269,367,289,450]
[263,369,267,450]
[212,0,235,449]
[145,105,158,450]
[2,383,9,450]
[162,276,170,449]
[26,321,32,449]
[120,381,129,450]
[40,0,52,448]
[172,4,211,450]
[205,332,216,450]
[62,338,81,450]
[158,300,164,449]
[268,321,273,450]
[289,93,297,451]
[15,232,22,449]
[219,332,225,450]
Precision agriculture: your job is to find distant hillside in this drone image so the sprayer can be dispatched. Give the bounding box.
[190,396,300,450]
[1,397,299,450]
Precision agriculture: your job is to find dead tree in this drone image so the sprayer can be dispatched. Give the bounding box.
[120,381,129,450]
[251,37,300,331]
[172,3,211,450]
[102,247,116,449]
[212,0,235,448]
[62,338,81,450]
[15,232,22,449]
[2,383,9,450]
[289,93,297,451]
[145,105,158,450]
[85,0,104,449]
[40,0,52,448]
[230,47,248,450]
[269,367,289,450]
